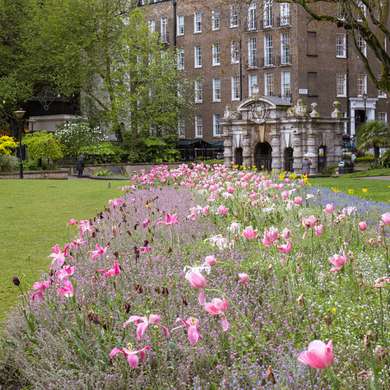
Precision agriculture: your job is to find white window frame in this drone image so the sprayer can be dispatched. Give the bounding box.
[280,3,290,26]
[177,48,185,70]
[213,114,222,137]
[281,71,291,97]
[263,0,273,28]
[148,20,156,33]
[357,74,367,96]
[194,11,202,33]
[336,73,347,97]
[231,41,240,64]
[280,32,290,64]
[194,46,202,68]
[264,73,274,96]
[177,15,185,36]
[248,37,257,67]
[248,2,257,31]
[248,74,258,97]
[336,33,347,58]
[212,9,221,31]
[212,78,221,102]
[178,119,185,138]
[378,112,388,123]
[160,17,168,43]
[194,80,203,103]
[195,115,203,138]
[212,43,221,66]
[230,5,239,28]
[357,35,367,57]
[231,76,240,101]
[264,34,273,66]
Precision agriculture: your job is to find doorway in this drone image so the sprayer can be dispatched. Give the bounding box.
[254,142,272,171]
[283,147,294,172]
[355,110,366,132]
[234,147,243,166]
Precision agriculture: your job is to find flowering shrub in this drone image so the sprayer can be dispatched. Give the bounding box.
[0,135,16,155]
[0,164,389,389]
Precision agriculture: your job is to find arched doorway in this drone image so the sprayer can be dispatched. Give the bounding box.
[284,147,294,172]
[254,142,272,171]
[318,145,327,172]
[234,147,243,166]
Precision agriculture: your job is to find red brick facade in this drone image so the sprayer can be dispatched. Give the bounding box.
[143,0,390,142]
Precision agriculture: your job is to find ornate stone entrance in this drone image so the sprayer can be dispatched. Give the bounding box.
[221,96,345,174]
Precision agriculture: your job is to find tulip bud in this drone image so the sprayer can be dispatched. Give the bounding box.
[12,276,20,287]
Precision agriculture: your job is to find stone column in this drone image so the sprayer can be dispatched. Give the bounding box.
[307,129,318,174]
[270,130,281,170]
[292,127,303,172]
[223,137,232,167]
[242,135,252,167]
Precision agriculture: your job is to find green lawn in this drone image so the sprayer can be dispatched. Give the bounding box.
[0,179,124,324]
[343,168,390,178]
[309,177,390,203]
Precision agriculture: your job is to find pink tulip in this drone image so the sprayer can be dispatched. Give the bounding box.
[217,205,229,216]
[109,198,125,208]
[142,218,150,228]
[31,280,51,302]
[262,227,279,247]
[109,345,151,368]
[158,213,178,225]
[79,219,92,236]
[173,317,201,346]
[282,228,291,240]
[68,218,78,225]
[358,221,368,231]
[242,226,257,240]
[324,204,335,214]
[277,241,292,254]
[123,314,169,340]
[298,340,334,369]
[293,196,303,206]
[281,190,289,200]
[57,279,74,298]
[185,270,207,289]
[49,249,66,270]
[302,215,317,228]
[56,265,75,281]
[314,224,324,237]
[238,273,249,286]
[329,253,348,272]
[139,246,152,254]
[90,244,108,261]
[97,260,121,278]
[204,298,230,331]
[381,212,390,225]
[204,255,217,266]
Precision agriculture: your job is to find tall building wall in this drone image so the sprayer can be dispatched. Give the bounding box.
[143,0,390,142]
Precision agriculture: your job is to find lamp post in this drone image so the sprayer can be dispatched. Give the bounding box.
[14,108,26,179]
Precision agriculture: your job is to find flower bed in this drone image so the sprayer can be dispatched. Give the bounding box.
[1,164,389,389]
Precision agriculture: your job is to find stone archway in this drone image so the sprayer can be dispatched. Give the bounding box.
[234,147,243,166]
[283,147,294,172]
[254,142,272,171]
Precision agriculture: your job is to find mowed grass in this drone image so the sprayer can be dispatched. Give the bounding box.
[0,179,124,324]
[309,177,390,203]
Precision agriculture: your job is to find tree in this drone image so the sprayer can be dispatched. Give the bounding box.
[23,132,63,167]
[280,1,390,93]
[357,120,390,159]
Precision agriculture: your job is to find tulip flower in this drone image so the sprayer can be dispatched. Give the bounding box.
[277,241,292,254]
[109,345,151,368]
[242,226,257,240]
[217,205,229,216]
[238,273,249,286]
[324,204,335,214]
[172,317,201,346]
[302,215,317,228]
[79,219,92,236]
[142,218,150,228]
[57,279,74,298]
[329,253,348,272]
[123,314,169,340]
[204,255,217,266]
[293,196,303,206]
[185,269,207,305]
[262,227,279,247]
[49,249,66,270]
[298,340,334,369]
[282,228,291,240]
[31,280,51,302]
[56,265,75,281]
[157,213,178,225]
[90,244,108,261]
[97,260,121,278]
[314,224,324,237]
[381,212,390,225]
[67,218,78,225]
[109,198,125,208]
[358,221,368,231]
[204,298,229,331]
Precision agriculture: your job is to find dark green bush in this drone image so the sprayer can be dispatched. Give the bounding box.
[380,150,390,167]
[79,142,125,164]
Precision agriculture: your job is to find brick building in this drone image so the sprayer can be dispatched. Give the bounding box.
[143,0,389,146]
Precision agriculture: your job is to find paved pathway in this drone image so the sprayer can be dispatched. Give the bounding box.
[360,176,390,181]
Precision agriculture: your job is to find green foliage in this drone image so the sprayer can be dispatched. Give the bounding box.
[23,132,63,165]
[0,136,17,155]
[380,150,390,168]
[125,135,180,163]
[357,121,390,159]
[0,154,18,172]
[94,169,112,177]
[355,154,375,163]
[79,142,125,164]
[55,120,106,158]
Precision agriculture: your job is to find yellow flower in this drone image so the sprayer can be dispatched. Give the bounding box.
[330,307,337,315]
[362,188,368,193]
[347,189,355,195]
[331,187,340,193]
[290,172,297,180]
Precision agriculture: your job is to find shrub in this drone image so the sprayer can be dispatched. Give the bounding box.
[56,119,107,158]
[355,155,375,163]
[380,150,390,167]
[94,169,112,177]
[79,142,125,164]
[23,132,63,169]
[0,154,18,172]
[0,135,17,155]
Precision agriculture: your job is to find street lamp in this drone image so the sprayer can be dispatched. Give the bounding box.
[14,108,26,179]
